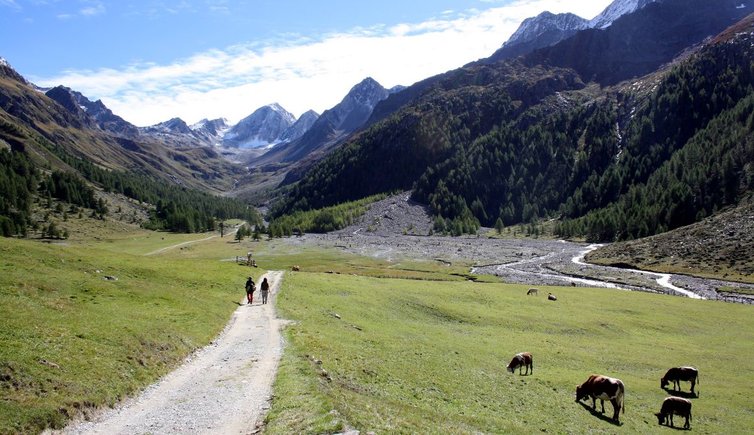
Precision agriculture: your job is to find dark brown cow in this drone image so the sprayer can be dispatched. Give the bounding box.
[506,352,533,375]
[576,374,625,423]
[656,396,692,429]
[661,366,699,395]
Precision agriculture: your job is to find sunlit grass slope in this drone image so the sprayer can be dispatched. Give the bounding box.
[0,235,260,434]
[268,272,754,434]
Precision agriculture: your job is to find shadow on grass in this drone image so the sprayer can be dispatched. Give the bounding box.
[658,422,692,431]
[577,401,623,426]
[663,388,698,399]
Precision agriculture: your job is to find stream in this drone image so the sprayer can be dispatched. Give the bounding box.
[472,242,709,300]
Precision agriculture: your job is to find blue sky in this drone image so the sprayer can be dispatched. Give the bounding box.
[1,0,612,126]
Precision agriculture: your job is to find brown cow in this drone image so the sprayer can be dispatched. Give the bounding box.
[656,396,692,429]
[506,352,533,375]
[527,288,539,296]
[291,265,300,271]
[661,366,698,395]
[576,374,625,423]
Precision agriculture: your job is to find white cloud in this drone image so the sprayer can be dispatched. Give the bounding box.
[80,3,105,17]
[0,0,20,10]
[35,0,612,126]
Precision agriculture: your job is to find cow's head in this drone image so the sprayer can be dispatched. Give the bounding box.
[655,412,667,425]
[506,365,514,373]
[575,384,586,402]
[660,377,669,389]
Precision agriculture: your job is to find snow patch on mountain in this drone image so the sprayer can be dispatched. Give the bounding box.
[222,103,296,149]
[504,11,589,47]
[590,0,656,29]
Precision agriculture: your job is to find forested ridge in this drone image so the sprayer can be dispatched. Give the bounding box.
[273,22,754,242]
[0,120,260,236]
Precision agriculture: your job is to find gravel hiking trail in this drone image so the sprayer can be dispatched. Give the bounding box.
[57,271,287,435]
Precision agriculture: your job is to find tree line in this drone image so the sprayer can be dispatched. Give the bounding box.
[0,134,261,237]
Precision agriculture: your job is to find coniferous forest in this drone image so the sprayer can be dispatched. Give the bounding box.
[273,28,754,242]
[0,142,261,236]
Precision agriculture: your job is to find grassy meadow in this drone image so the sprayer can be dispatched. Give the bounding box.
[2,225,754,434]
[0,230,260,434]
[267,272,754,434]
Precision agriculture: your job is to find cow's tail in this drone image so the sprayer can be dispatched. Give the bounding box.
[620,383,626,415]
[697,372,700,397]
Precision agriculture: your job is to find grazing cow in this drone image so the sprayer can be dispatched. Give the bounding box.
[291,265,300,271]
[548,293,557,301]
[527,288,539,296]
[506,352,533,375]
[576,374,625,423]
[656,396,692,429]
[661,366,699,395]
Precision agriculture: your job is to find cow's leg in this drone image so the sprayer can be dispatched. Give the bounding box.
[690,378,696,394]
[611,398,620,422]
[669,413,674,427]
[684,414,690,429]
[600,399,605,414]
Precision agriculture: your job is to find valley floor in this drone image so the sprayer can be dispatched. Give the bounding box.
[295,232,754,304]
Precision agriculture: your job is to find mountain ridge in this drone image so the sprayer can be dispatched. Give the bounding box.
[271,5,754,245]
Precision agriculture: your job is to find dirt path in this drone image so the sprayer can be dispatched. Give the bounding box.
[58,271,287,435]
[144,225,241,256]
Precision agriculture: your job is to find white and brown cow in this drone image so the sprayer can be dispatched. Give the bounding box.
[506,352,533,375]
[661,366,698,395]
[656,396,692,429]
[576,374,625,423]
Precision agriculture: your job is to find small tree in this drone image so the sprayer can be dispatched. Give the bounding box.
[494,217,504,234]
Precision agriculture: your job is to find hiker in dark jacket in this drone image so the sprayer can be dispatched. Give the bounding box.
[245,277,255,304]
[260,277,270,304]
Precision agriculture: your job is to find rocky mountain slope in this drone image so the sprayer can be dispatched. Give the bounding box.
[587,198,754,283]
[252,77,390,168]
[0,60,243,193]
[273,5,754,245]
[488,0,657,62]
[222,103,296,149]
[525,0,749,86]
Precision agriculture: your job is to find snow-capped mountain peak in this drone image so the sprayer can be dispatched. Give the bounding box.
[222,103,296,149]
[504,11,589,48]
[590,0,656,29]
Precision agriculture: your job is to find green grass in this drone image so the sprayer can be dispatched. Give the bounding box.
[5,226,754,434]
[0,236,261,434]
[268,272,754,434]
[250,238,485,282]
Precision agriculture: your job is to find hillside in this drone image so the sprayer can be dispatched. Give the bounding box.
[0,62,243,193]
[272,7,754,244]
[1,61,261,237]
[586,198,754,283]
